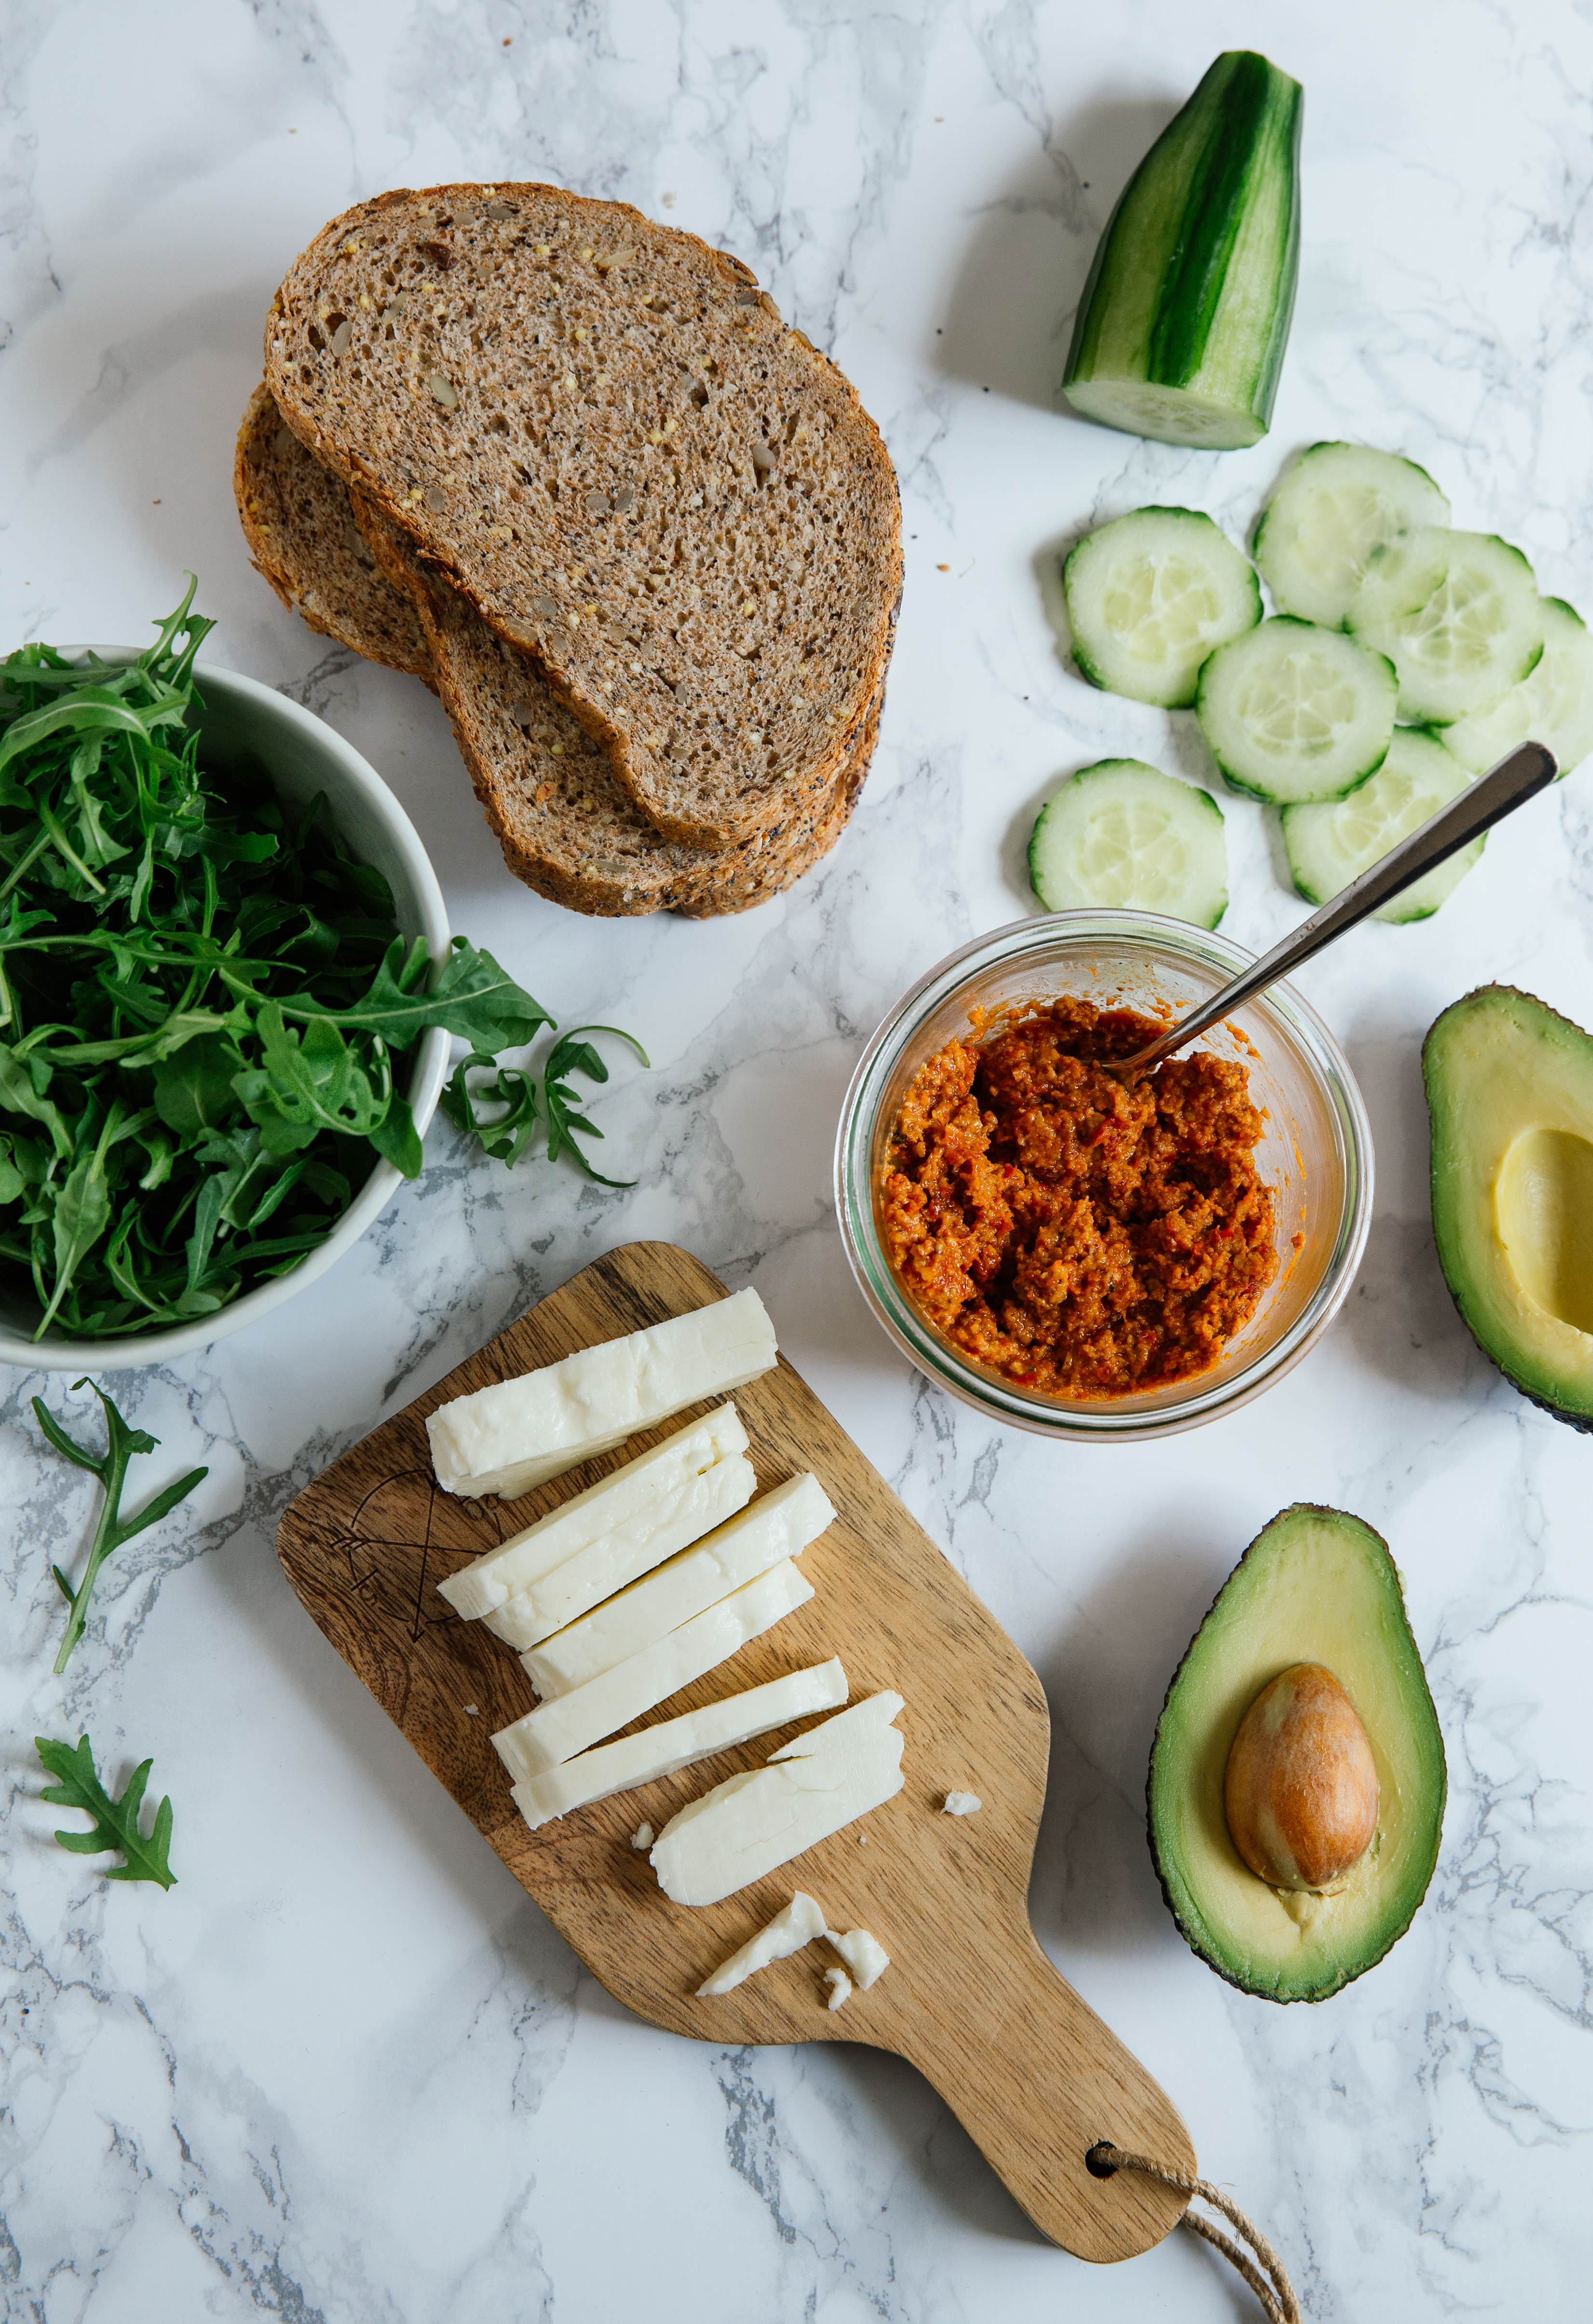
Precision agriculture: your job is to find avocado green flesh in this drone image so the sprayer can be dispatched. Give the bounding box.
[1148,1506,1445,2002]
[1424,985,1593,1427]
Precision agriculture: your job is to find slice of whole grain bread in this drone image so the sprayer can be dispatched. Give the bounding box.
[355,491,873,917]
[233,381,433,681]
[264,183,900,850]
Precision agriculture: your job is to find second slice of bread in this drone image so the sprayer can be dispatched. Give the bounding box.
[234,382,434,683]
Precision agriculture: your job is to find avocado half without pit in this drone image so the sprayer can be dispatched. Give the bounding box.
[1148,1506,1446,2002]
[1425,984,1593,1428]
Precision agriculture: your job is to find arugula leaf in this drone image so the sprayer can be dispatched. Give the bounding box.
[286,933,556,1053]
[34,1380,208,1672]
[0,1044,73,1160]
[34,1733,176,1888]
[151,1030,245,1136]
[544,1026,651,1183]
[40,1143,114,1334]
[440,1024,649,1183]
[233,1006,391,1147]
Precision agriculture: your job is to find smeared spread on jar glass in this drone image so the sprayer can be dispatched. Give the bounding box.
[880,995,1278,1397]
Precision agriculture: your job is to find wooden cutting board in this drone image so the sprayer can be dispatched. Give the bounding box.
[276,1240,1193,2262]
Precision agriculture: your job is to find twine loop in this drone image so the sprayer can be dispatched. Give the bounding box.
[1090,2143,1301,2324]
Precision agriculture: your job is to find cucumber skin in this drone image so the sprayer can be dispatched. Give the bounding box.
[1062,50,1303,445]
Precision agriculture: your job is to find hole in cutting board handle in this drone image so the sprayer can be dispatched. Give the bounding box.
[1085,2141,1121,2180]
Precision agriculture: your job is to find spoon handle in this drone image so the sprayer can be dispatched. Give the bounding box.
[1124,739,1558,1072]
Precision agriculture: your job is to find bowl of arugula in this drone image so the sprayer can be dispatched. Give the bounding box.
[0,581,576,1370]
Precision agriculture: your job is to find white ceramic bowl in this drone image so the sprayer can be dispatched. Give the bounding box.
[0,656,451,1373]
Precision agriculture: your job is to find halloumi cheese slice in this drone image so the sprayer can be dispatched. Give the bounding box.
[482,1447,756,1650]
[521,1472,836,1697]
[696,1891,827,1996]
[438,1406,750,1623]
[427,1287,777,1500]
[510,1659,848,1830]
[650,1691,905,1907]
[492,1560,814,1783]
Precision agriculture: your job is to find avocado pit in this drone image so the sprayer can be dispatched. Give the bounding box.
[1224,1661,1379,1892]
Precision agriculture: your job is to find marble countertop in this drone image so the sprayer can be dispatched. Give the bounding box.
[4,2,1591,2316]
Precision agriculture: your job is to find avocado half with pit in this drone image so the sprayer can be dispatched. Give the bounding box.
[1425,984,1593,1428]
[1148,1506,1445,2002]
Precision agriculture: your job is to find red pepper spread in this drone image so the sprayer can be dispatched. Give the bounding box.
[880,996,1278,1397]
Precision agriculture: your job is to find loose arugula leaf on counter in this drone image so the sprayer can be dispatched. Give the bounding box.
[34,1379,208,1673]
[439,1023,650,1184]
[34,1733,177,1888]
[0,581,644,1339]
[543,1025,651,1183]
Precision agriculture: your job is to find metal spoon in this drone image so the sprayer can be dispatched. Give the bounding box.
[1110,739,1559,1081]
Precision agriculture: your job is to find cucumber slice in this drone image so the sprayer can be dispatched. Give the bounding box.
[1062,51,1303,450]
[1282,727,1481,923]
[1254,443,1451,626]
[1195,616,1397,803]
[1029,760,1227,928]
[1063,508,1261,708]
[1442,597,1593,779]
[1348,526,1451,628]
[1349,531,1544,724]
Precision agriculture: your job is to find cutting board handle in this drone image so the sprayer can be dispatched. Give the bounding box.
[890,1923,1194,2263]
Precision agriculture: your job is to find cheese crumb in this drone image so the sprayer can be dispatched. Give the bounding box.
[942,1790,982,1816]
[824,1927,889,1989]
[630,1821,654,1851]
[824,1967,853,2011]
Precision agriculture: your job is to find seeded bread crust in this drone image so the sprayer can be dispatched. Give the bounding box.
[355,492,873,917]
[264,183,901,850]
[232,382,434,682]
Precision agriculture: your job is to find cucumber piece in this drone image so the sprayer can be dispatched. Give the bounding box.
[1253,443,1451,626]
[1442,597,1593,780]
[1349,531,1544,724]
[1195,616,1396,803]
[1061,51,1303,451]
[1028,759,1227,928]
[1348,525,1451,628]
[1282,727,1481,923]
[1063,507,1261,708]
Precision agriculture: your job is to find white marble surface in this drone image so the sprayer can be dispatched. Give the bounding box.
[3,2,1592,2316]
